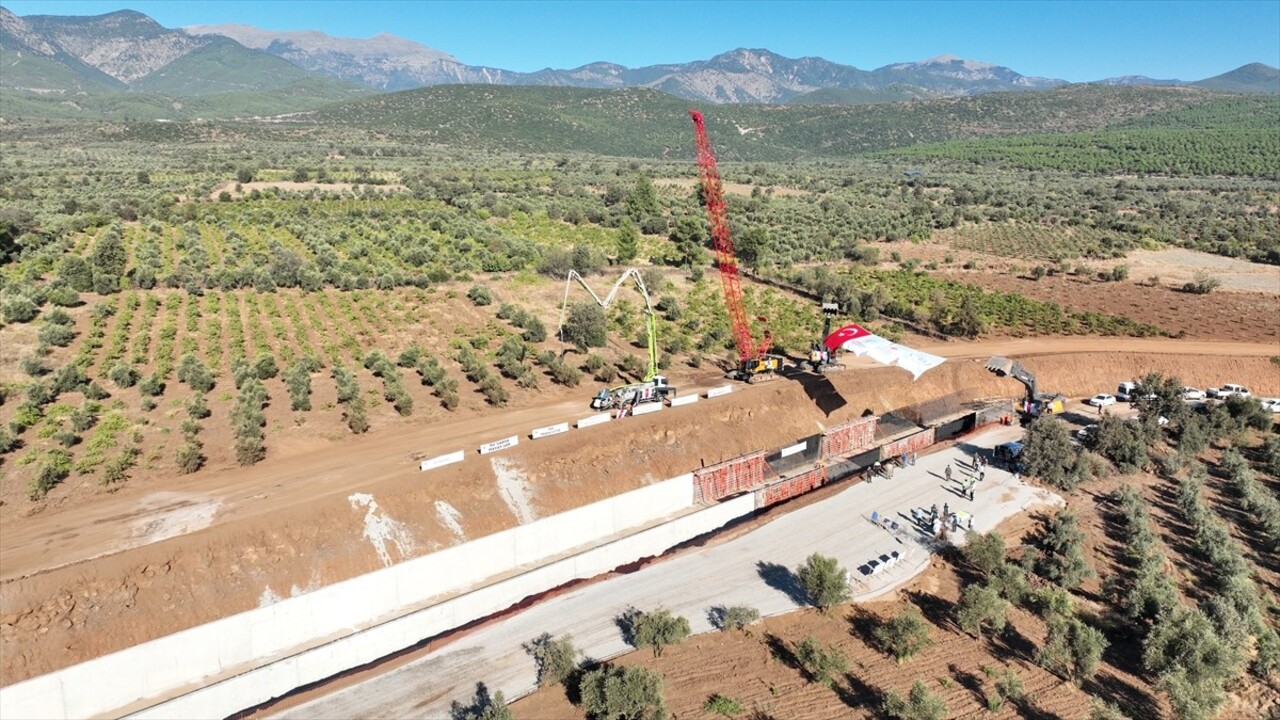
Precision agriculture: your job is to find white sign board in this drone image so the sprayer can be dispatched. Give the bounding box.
[669,394,699,407]
[420,450,465,472]
[779,442,807,459]
[479,435,519,455]
[706,385,733,398]
[632,402,663,416]
[577,413,612,429]
[531,422,570,439]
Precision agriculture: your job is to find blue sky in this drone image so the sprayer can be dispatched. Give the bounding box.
[5,1,1278,81]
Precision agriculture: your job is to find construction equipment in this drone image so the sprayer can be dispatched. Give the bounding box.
[558,268,659,380]
[689,109,785,383]
[559,268,676,410]
[806,302,843,373]
[590,375,676,411]
[985,356,1064,420]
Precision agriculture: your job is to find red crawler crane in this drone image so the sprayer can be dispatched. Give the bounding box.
[689,109,782,382]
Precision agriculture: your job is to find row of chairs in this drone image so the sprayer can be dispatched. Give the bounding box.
[857,549,902,578]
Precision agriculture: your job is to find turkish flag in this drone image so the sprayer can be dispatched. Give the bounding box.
[822,323,872,351]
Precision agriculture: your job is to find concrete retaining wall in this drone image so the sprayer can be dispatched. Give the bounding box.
[130,494,756,720]
[0,474,699,720]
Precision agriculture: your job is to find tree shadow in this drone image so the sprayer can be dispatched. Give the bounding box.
[1099,627,1150,679]
[757,560,810,607]
[847,607,881,648]
[707,605,728,631]
[763,632,800,673]
[1011,697,1065,720]
[990,624,1038,665]
[833,671,886,715]
[949,663,989,707]
[614,606,640,649]
[904,590,955,634]
[449,681,500,720]
[1084,671,1161,720]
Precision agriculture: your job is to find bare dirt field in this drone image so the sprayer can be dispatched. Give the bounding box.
[655,177,809,197]
[877,238,1278,342]
[2,339,1277,686]
[943,271,1280,343]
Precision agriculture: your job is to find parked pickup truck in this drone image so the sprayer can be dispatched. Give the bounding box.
[1208,384,1251,399]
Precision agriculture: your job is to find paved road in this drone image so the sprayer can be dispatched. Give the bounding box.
[275,425,1061,719]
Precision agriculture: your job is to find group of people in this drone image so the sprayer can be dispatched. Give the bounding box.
[910,502,973,537]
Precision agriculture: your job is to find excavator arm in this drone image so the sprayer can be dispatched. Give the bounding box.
[985,356,1037,402]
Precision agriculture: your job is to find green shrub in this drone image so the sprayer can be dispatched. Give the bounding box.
[0,428,19,454]
[796,552,850,612]
[284,362,312,412]
[253,352,279,380]
[523,633,579,688]
[39,322,77,347]
[716,605,760,632]
[703,694,743,717]
[397,345,423,368]
[109,362,139,389]
[794,635,849,688]
[2,295,39,323]
[138,373,165,397]
[956,583,1010,638]
[874,604,933,664]
[626,606,691,658]
[176,439,204,474]
[480,375,508,406]
[467,284,493,306]
[884,680,947,720]
[344,394,370,434]
[578,665,666,720]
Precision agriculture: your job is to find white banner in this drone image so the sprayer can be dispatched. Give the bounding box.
[576,413,612,429]
[779,442,807,459]
[669,394,699,407]
[706,385,733,398]
[531,422,569,439]
[824,323,945,380]
[420,450,465,472]
[479,435,519,455]
[631,402,663,416]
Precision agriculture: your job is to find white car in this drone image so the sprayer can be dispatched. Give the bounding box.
[1261,398,1280,413]
[1209,384,1251,399]
[1181,387,1206,401]
[1087,394,1117,408]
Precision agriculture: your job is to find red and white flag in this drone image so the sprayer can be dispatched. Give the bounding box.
[823,324,945,380]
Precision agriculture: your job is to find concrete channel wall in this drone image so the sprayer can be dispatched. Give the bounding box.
[0,474,704,720]
[130,494,757,720]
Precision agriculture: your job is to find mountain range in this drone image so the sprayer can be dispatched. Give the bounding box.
[1,7,1276,119]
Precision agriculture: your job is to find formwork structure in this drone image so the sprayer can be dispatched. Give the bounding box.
[879,428,937,461]
[693,451,769,503]
[819,415,880,460]
[757,465,828,508]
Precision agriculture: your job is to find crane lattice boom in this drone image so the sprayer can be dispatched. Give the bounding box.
[689,109,766,363]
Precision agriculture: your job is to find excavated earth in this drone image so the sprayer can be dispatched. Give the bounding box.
[2,344,1278,686]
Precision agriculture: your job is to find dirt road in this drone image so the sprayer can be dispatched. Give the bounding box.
[2,338,1274,583]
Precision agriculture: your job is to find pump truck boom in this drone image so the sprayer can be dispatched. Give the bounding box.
[689,109,783,383]
[559,268,677,410]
